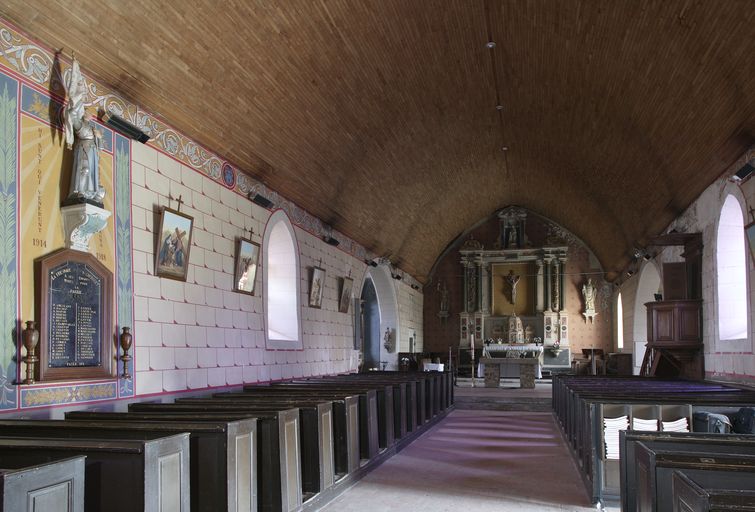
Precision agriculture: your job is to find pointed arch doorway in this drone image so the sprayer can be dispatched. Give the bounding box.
[360,278,380,370]
[358,266,400,371]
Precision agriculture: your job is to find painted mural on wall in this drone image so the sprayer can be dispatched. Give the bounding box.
[0,57,134,410]
[0,71,18,409]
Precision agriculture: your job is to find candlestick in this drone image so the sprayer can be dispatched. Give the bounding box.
[22,321,39,385]
[120,327,133,379]
[470,333,476,387]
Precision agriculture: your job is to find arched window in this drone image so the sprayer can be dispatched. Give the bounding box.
[716,195,748,341]
[263,211,302,349]
[633,262,660,373]
[616,292,624,351]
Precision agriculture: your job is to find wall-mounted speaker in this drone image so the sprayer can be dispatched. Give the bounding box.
[734,162,754,181]
[324,236,340,247]
[250,194,273,209]
[101,112,150,143]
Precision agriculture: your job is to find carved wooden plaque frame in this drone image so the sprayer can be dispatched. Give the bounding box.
[35,249,115,382]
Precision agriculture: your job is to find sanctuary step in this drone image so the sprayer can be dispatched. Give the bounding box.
[454,378,552,411]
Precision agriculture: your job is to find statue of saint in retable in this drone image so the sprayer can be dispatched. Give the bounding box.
[64,57,105,205]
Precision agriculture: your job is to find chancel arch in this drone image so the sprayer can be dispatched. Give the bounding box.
[424,206,613,375]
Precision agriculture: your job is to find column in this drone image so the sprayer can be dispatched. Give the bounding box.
[466,263,478,313]
[558,257,567,311]
[480,260,490,315]
[461,259,470,313]
[535,259,544,312]
[551,259,560,312]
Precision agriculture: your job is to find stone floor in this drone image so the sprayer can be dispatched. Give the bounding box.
[319,408,613,512]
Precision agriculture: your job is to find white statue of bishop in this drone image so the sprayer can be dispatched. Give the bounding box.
[64,57,105,205]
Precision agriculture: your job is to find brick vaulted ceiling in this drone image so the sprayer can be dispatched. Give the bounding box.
[4,1,754,282]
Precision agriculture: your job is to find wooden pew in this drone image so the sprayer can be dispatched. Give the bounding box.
[620,431,755,512]
[174,397,335,497]
[0,456,85,512]
[10,417,256,512]
[285,381,395,450]
[671,469,755,511]
[636,445,755,512]
[356,372,434,423]
[247,384,379,461]
[216,390,360,475]
[0,434,189,512]
[312,376,409,439]
[336,370,452,423]
[320,374,420,436]
[552,375,755,505]
[123,406,301,512]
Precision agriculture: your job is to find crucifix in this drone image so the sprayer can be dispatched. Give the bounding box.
[505,270,520,309]
[173,194,184,213]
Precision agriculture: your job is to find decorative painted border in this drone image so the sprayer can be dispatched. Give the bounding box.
[115,134,134,397]
[0,71,17,410]
[0,20,370,263]
[20,381,117,408]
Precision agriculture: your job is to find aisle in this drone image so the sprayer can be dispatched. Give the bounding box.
[319,410,598,512]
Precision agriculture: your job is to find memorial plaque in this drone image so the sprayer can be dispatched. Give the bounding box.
[35,249,114,382]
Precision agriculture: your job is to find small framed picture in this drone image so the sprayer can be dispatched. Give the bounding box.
[234,238,260,295]
[155,207,193,281]
[309,266,325,308]
[746,221,755,266]
[339,277,353,313]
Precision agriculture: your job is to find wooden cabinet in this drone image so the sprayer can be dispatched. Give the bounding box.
[643,300,703,379]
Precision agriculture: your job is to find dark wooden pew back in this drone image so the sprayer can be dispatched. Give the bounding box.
[7,418,256,512]
[0,434,189,512]
[0,456,85,512]
[671,469,755,511]
[121,406,301,512]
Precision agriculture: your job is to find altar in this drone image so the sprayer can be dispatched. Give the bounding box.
[479,343,543,388]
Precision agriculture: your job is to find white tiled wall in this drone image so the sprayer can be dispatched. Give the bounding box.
[398,285,424,353]
[130,144,397,396]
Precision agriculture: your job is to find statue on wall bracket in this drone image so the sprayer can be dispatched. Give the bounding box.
[582,278,598,323]
[60,56,110,252]
[63,56,105,207]
[383,327,395,353]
